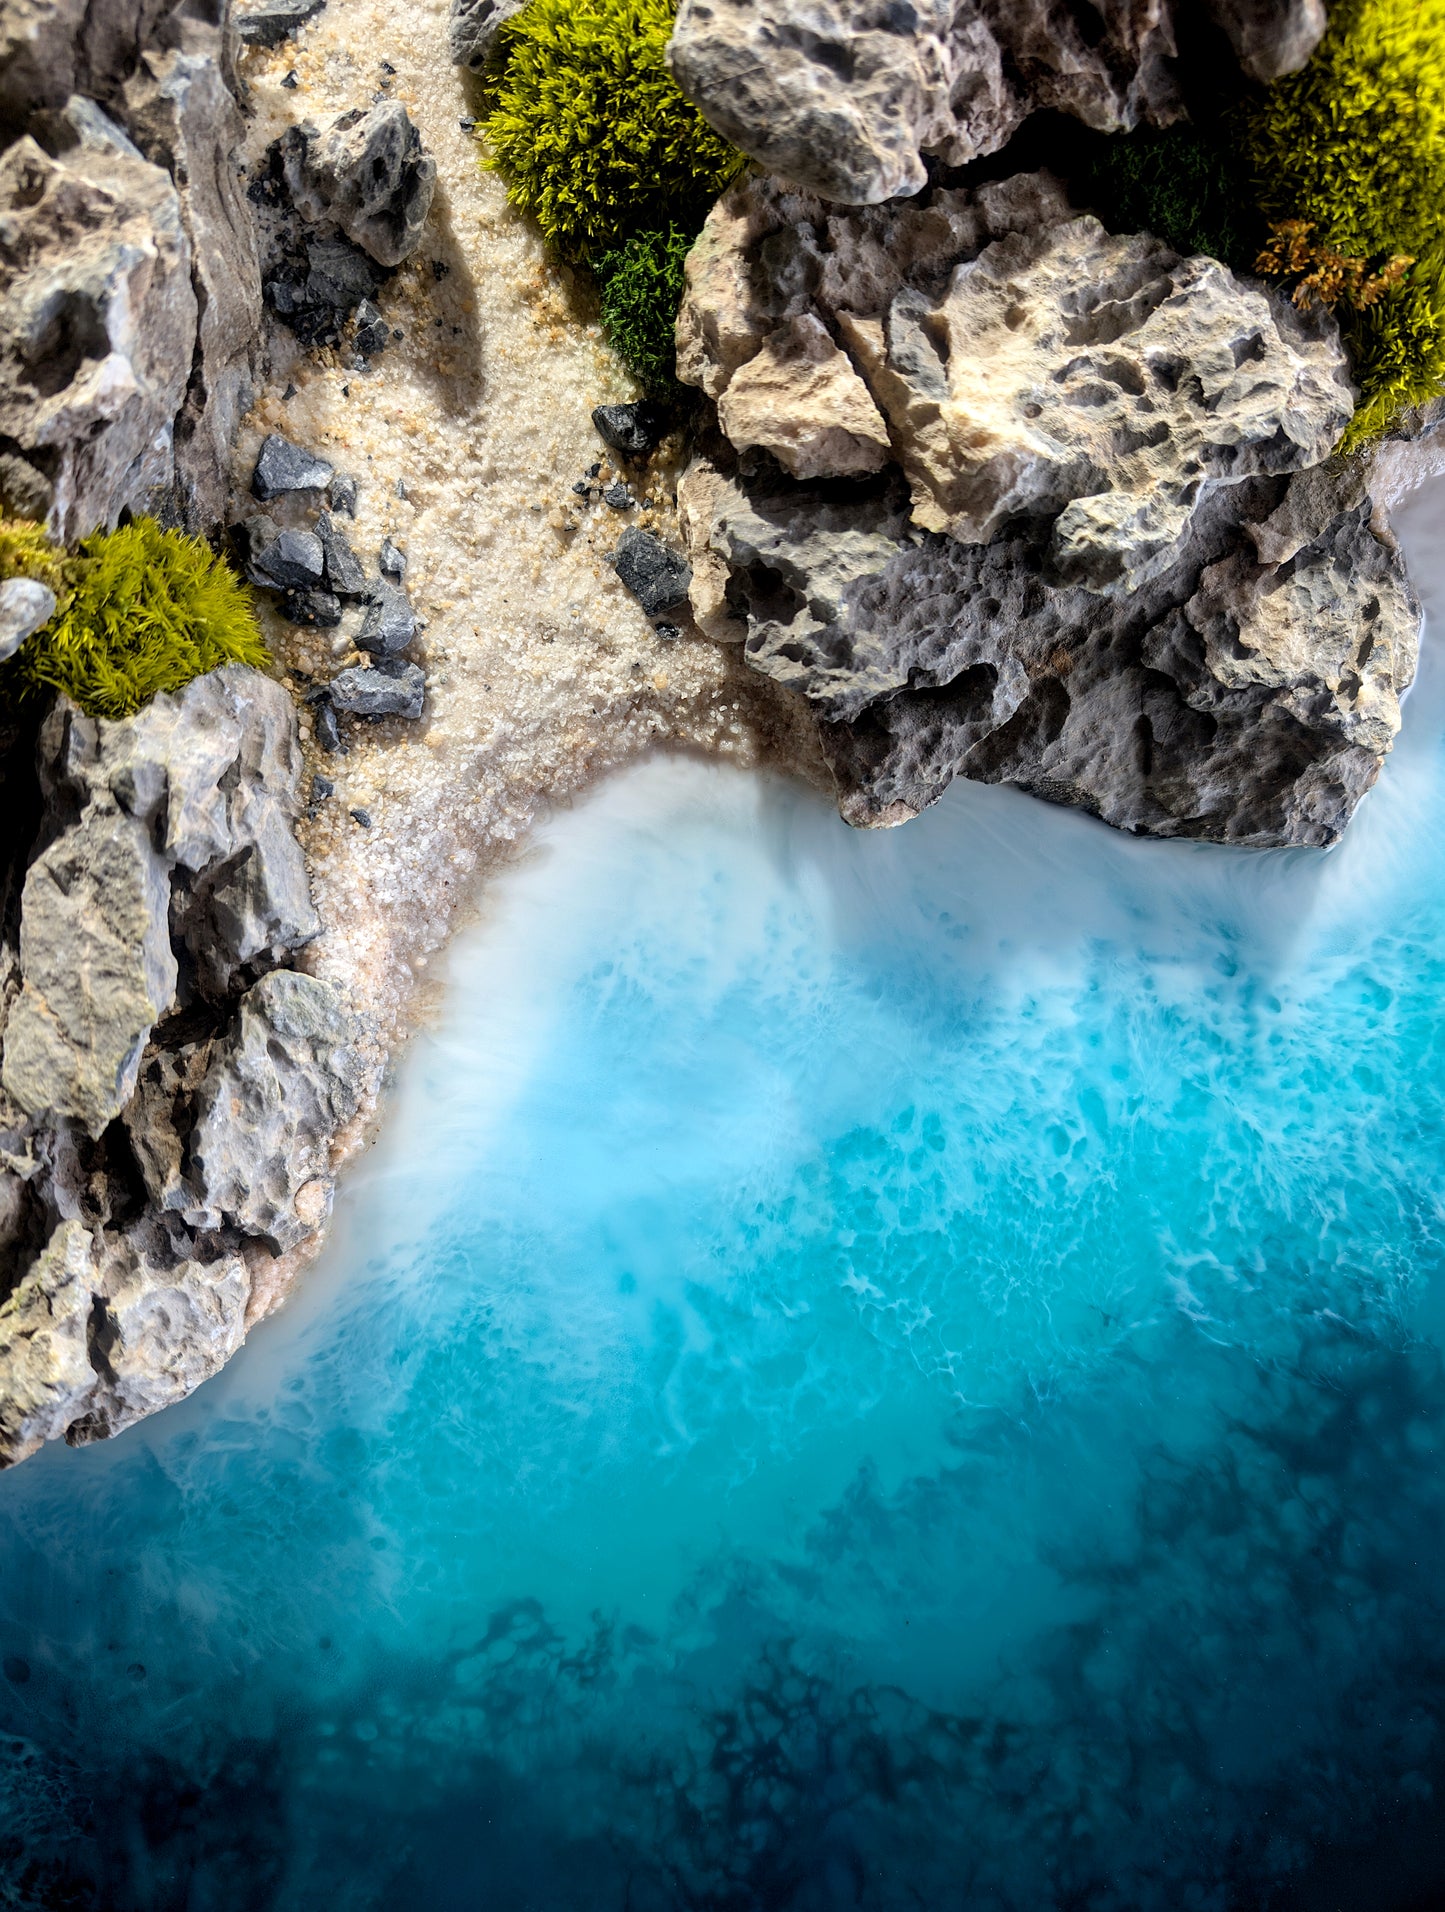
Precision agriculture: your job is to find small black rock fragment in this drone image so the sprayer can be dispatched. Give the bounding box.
[315,699,343,752]
[329,473,358,515]
[654,622,682,642]
[235,0,326,47]
[353,298,389,360]
[592,401,669,459]
[431,259,449,280]
[249,526,326,592]
[311,773,335,802]
[602,482,632,510]
[380,59,396,73]
[350,807,373,827]
[358,581,416,655]
[280,588,343,627]
[571,481,591,498]
[611,527,692,618]
[379,538,407,580]
[317,513,369,597]
[281,69,299,88]
[330,661,425,720]
[252,433,333,501]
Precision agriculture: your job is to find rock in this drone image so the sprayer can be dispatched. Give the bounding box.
[379,537,407,580]
[1,796,176,1136]
[357,580,416,655]
[0,1220,95,1467]
[665,0,1325,205]
[0,97,197,540]
[281,103,436,270]
[449,0,526,72]
[310,773,334,802]
[122,48,265,530]
[603,482,633,510]
[0,578,55,662]
[329,473,359,515]
[680,173,1354,589]
[682,452,1420,845]
[264,229,388,349]
[314,697,343,752]
[248,526,326,592]
[329,660,425,720]
[1206,0,1326,81]
[279,587,343,627]
[352,297,390,360]
[317,513,368,597]
[186,971,363,1253]
[234,0,327,48]
[592,401,670,458]
[611,527,693,618]
[252,431,334,500]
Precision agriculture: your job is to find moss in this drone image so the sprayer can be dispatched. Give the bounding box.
[482,0,744,262]
[595,225,692,394]
[5,518,267,721]
[1246,0,1445,445]
[1079,123,1255,272]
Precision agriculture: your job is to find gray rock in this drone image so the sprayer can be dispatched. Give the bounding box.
[0,97,197,540]
[235,0,327,47]
[279,587,343,627]
[0,1220,95,1468]
[592,401,669,458]
[352,297,390,359]
[252,432,334,500]
[281,102,436,270]
[666,0,1324,204]
[358,580,416,655]
[448,0,525,72]
[682,453,1420,845]
[122,48,265,532]
[314,697,343,751]
[612,528,693,618]
[187,970,363,1252]
[329,472,359,515]
[249,526,326,592]
[316,512,368,597]
[680,173,1354,589]
[0,578,55,662]
[329,660,425,720]
[379,536,407,580]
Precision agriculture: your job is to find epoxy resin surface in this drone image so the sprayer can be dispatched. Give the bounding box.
[5,486,1445,1910]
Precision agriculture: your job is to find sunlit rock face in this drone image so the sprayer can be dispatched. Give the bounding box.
[677,172,1419,843]
[666,0,1325,204]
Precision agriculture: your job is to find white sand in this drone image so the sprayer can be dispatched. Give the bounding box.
[232,0,825,1316]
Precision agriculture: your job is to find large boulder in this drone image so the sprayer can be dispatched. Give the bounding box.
[681,452,1418,843]
[679,172,1354,590]
[665,0,1327,204]
[0,98,197,539]
[1,667,319,1135]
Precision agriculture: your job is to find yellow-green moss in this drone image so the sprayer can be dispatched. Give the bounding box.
[5,518,267,721]
[481,0,744,262]
[1247,0,1445,446]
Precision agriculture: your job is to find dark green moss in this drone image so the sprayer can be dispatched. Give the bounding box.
[1078,123,1255,273]
[595,226,692,395]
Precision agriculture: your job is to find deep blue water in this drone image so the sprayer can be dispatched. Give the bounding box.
[4,483,1445,1910]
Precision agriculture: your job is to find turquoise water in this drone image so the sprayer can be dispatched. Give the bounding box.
[4,484,1445,1909]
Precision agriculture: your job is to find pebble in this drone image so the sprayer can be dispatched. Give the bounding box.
[611,527,693,617]
[280,587,343,628]
[352,298,390,361]
[329,473,359,516]
[592,401,669,459]
[379,538,408,580]
[234,0,326,48]
[314,699,343,753]
[358,581,416,655]
[330,660,426,720]
[252,433,334,501]
[350,807,373,828]
[311,774,335,803]
[602,482,632,511]
[249,527,325,592]
[317,513,369,597]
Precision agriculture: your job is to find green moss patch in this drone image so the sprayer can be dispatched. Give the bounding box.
[2,517,267,721]
[595,226,693,396]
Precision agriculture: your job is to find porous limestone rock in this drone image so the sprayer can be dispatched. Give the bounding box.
[1,668,318,1134]
[187,970,364,1253]
[681,453,1419,843]
[0,1219,94,1468]
[0,97,197,540]
[449,0,525,71]
[665,0,1327,204]
[679,173,1354,589]
[281,102,437,269]
[0,578,56,661]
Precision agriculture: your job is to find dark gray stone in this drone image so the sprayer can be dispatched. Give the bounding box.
[314,698,342,752]
[357,581,416,655]
[310,773,334,802]
[279,588,342,628]
[592,401,670,458]
[329,661,425,720]
[352,297,389,359]
[316,513,368,597]
[252,433,334,501]
[249,527,325,592]
[329,473,358,515]
[281,103,436,269]
[379,537,407,580]
[235,0,327,48]
[603,483,633,510]
[611,528,692,618]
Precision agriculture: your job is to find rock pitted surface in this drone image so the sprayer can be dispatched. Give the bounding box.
[0,666,360,1466]
[666,0,1327,204]
[677,171,1421,844]
[280,102,436,270]
[0,3,262,536]
[449,0,526,73]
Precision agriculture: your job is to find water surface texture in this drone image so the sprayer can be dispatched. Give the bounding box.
[5,484,1445,1910]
